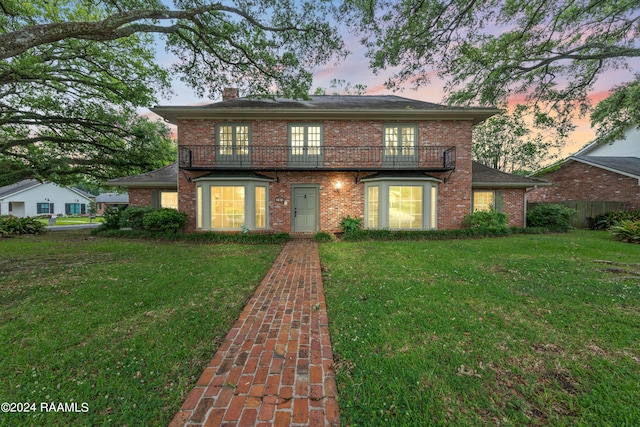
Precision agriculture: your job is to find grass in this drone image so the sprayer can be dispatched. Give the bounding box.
[320,231,640,426]
[0,230,282,426]
[37,216,104,226]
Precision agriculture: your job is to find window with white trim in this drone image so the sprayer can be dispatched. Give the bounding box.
[364,178,438,230]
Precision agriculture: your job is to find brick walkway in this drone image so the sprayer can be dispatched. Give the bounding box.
[169,240,340,427]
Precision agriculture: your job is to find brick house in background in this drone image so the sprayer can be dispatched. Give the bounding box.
[528,156,640,211]
[119,92,546,233]
[106,163,179,209]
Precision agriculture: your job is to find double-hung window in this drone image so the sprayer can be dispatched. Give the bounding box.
[383,124,417,166]
[289,124,323,167]
[217,124,250,166]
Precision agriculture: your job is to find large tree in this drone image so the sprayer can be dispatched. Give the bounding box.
[0,0,344,186]
[343,0,640,143]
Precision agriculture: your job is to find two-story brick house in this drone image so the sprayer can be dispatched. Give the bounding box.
[147,93,541,233]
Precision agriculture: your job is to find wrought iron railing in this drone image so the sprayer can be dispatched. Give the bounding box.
[179,145,456,171]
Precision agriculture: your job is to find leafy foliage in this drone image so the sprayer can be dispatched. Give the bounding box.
[343,0,640,140]
[473,105,562,174]
[0,215,47,236]
[0,0,344,185]
[341,226,550,242]
[142,208,188,233]
[339,215,363,234]
[462,208,508,229]
[527,203,576,231]
[120,207,155,230]
[610,220,640,244]
[587,210,640,230]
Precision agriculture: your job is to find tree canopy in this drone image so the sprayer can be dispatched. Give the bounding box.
[0,0,344,185]
[343,0,640,142]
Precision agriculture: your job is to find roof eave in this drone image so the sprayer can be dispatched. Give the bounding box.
[104,181,177,189]
[472,181,551,188]
[151,107,499,125]
[569,156,640,180]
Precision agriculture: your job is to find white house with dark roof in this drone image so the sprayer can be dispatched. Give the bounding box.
[0,180,94,217]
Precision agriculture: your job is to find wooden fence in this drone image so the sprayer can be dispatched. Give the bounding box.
[527,201,626,229]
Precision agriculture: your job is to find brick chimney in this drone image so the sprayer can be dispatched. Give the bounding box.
[222,87,239,101]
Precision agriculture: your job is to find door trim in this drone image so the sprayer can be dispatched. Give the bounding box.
[291,185,320,232]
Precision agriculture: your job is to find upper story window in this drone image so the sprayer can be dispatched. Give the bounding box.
[217,124,250,166]
[383,124,417,166]
[289,124,323,166]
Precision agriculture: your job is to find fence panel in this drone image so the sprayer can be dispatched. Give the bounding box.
[528,201,626,229]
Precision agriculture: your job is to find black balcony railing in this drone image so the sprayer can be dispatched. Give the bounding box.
[179,145,456,171]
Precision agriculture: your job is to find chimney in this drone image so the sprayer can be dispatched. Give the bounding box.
[222,87,239,101]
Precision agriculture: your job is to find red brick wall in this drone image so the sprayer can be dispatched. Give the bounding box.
[473,187,527,227]
[128,188,153,207]
[528,160,640,210]
[178,119,476,232]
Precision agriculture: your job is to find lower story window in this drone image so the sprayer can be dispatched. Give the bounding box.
[364,179,439,230]
[37,202,53,214]
[195,177,270,231]
[161,191,178,209]
[473,190,494,212]
[65,203,86,215]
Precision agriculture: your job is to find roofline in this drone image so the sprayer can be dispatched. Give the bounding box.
[151,107,499,126]
[104,181,177,189]
[569,156,640,181]
[472,182,551,188]
[0,181,42,199]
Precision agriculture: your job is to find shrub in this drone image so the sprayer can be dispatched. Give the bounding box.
[527,203,575,231]
[314,231,334,243]
[588,210,640,230]
[142,208,188,233]
[339,215,363,234]
[0,215,47,236]
[610,220,640,244]
[462,208,508,229]
[101,206,124,230]
[120,207,155,229]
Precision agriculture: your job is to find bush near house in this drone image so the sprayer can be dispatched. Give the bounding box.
[527,203,575,231]
[0,215,47,236]
[462,208,508,229]
[610,220,640,244]
[98,207,188,233]
[587,209,640,230]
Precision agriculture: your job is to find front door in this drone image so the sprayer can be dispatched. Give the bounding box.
[293,187,318,232]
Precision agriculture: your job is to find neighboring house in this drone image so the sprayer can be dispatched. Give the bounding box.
[105,162,178,209]
[142,93,554,233]
[528,156,640,211]
[0,180,94,217]
[94,192,130,215]
[573,127,640,157]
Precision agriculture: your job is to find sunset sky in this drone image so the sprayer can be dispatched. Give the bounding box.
[148,30,640,160]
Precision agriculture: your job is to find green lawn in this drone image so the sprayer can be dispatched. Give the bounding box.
[320,231,640,426]
[37,217,104,226]
[0,231,282,426]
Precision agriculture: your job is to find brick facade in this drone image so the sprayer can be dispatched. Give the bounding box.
[528,160,640,210]
[178,119,474,233]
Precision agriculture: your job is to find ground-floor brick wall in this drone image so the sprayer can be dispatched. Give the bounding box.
[473,187,527,227]
[128,188,153,207]
[179,167,474,233]
[528,160,640,210]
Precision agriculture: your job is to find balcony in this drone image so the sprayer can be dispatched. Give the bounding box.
[179,145,456,171]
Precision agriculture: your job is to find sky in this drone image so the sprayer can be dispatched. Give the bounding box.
[147,26,639,160]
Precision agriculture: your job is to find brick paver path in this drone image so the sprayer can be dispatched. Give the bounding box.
[169,240,340,426]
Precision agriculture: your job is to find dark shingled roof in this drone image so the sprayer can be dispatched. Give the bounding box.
[472,162,550,188]
[152,95,500,125]
[571,156,640,178]
[105,163,178,188]
[0,179,41,198]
